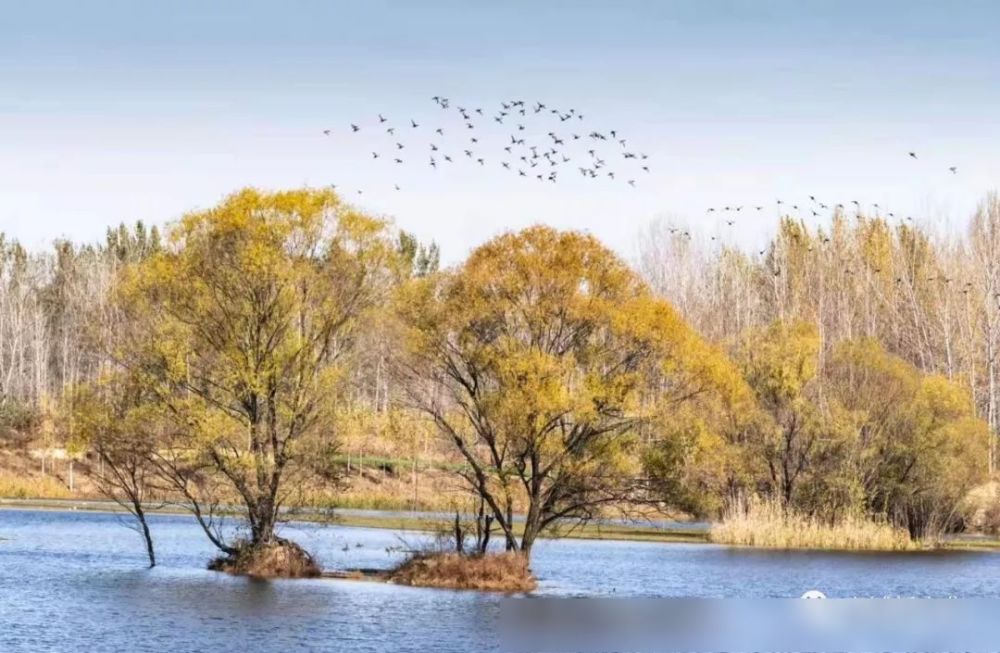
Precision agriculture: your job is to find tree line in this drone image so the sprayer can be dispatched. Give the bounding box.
[0,188,993,570]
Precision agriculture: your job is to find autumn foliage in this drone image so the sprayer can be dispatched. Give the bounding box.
[1,186,997,569]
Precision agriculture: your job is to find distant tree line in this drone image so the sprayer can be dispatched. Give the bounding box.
[0,188,995,568]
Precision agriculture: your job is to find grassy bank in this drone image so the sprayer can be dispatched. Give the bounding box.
[709,499,915,551]
[7,496,1000,552]
[0,497,709,545]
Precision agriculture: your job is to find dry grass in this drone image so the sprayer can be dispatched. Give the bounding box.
[208,540,321,578]
[0,473,73,500]
[710,498,914,551]
[389,552,536,593]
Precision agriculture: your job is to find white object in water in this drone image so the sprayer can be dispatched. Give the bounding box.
[801,590,827,599]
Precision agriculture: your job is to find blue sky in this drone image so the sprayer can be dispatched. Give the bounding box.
[2,0,999,261]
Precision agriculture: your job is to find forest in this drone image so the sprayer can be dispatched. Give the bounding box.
[1,188,999,576]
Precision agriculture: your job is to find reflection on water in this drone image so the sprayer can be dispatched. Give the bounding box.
[2,509,1000,652]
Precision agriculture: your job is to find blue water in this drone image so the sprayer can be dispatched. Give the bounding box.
[2,509,1000,651]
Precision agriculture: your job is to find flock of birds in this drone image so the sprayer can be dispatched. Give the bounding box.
[322,98,966,282]
[702,151,961,224]
[322,96,651,194]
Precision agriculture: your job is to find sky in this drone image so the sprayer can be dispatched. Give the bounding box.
[2,0,999,263]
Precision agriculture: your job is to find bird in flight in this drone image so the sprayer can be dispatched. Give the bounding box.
[351,124,360,132]
[378,114,387,123]
[322,129,331,136]
[909,152,917,159]
[411,119,419,128]
[949,166,958,174]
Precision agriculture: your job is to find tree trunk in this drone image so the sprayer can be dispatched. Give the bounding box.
[136,506,156,568]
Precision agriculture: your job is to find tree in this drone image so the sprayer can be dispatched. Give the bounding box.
[398,225,741,558]
[115,188,396,569]
[69,372,162,567]
[737,321,844,507]
[829,338,989,537]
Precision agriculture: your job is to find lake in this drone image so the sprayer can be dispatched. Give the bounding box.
[3,509,1000,652]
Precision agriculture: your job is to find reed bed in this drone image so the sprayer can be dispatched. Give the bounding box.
[710,498,914,551]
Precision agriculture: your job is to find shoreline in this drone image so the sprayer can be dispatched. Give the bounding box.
[5,497,1000,552]
[0,497,708,545]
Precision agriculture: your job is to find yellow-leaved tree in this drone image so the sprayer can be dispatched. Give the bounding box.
[397,225,742,558]
[115,188,396,573]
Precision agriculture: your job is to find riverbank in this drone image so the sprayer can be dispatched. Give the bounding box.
[7,497,1000,552]
[0,497,709,545]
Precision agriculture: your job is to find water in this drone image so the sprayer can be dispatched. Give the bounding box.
[3,509,1000,652]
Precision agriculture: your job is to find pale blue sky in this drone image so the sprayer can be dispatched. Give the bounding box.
[2,1,999,261]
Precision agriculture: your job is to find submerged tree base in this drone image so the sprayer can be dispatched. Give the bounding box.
[209,540,321,578]
[388,552,536,593]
